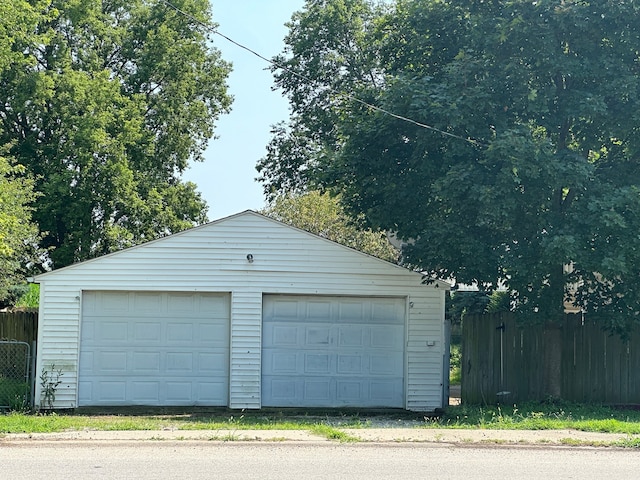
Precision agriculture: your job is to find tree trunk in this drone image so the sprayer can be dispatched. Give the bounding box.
[542,324,562,399]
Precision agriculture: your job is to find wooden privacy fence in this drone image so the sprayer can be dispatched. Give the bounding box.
[462,312,640,405]
[0,310,38,343]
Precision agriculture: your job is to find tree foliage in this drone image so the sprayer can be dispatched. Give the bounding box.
[262,0,640,334]
[261,191,398,262]
[0,154,41,301]
[257,0,388,200]
[0,0,47,300]
[0,0,232,268]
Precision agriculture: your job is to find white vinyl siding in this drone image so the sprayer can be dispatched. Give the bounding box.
[35,211,448,411]
[229,291,262,409]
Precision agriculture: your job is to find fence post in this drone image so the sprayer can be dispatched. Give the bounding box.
[31,340,37,409]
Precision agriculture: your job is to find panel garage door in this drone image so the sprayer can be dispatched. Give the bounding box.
[262,295,405,408]
[79,291,230,406]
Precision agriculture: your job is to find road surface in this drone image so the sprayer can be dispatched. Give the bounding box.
[2,441,639,479]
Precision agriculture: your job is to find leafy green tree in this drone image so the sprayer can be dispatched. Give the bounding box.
[261,191,398,262]
[0,155,41,301]
[1,0,232,268]
[0,0,48,301]
[447,291,491,326]
[262,0,640,397]
[257,0,386,199]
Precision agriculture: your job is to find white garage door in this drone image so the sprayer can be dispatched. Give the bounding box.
[79,291,230,406]
[262,295,405,408]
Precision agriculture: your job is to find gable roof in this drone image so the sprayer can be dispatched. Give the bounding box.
[34,210,450,289]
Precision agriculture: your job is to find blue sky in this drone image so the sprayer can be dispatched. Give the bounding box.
[183,1,305,220]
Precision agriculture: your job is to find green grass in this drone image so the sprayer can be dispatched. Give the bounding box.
[433,401,640,435]
[0,411,368,434]
[309,424,360,442]
[3,402,640,436]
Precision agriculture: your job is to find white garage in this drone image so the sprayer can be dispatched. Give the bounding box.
[34,211,449,412]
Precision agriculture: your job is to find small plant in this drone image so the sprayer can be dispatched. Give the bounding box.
[450,344,462,385]
[310,424,359,442]
[8,391,29,412]
[40,364,63,411]
[0,377,30,411]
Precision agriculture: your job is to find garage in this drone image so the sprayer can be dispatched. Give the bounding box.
[35,211,448,411]
[262,294,405,408]
[78,291,230,406]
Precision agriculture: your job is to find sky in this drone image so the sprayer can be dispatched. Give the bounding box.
[183,0,305,220]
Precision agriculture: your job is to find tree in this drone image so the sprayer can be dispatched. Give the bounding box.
[0,154,40,302]
[0,0,232,268]
[0,0,48,301]
[257,0,387,200]
[261,191,398,262]
[261,0,640,397]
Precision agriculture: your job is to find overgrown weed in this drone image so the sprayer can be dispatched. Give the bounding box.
[435,401,640,434]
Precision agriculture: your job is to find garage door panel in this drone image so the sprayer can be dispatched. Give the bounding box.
[337,355,362,374]
[371,326,404,349]
[336,380,362,401]
[133,322,161,342]
[307,301,332,319]
[271,299,300,319]
[166,382,191,402]
[132,382,159,402]
[271,325,298,346]
[97,292,131,313]
[264,378,296,403]
[262,295,405,408]
[78,381,92,402]
[78,351,93,374]
[337,302,366,322]
[166,352,193,372]
[79,291,230,406]
[305,380,331,400]
[199,324,227,344]
[166,323,194,342]
[132,352,160,372]
[199,352,227,374]
[370,379,404,401]
[133,293,163,313]
[337,327,364,347]
[98,351,128,373]
[370,355,403,375]
[269,352,297,373]
[306,327,330,346]
[97,381,126,402]
[97,322,128,342]
[166,293,199,312]
[305,353,331,374]
[371,302,405,323]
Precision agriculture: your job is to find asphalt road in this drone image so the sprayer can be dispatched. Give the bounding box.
[3,441,640,480]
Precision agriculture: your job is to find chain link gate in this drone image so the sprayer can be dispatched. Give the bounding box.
[0,341,32,410]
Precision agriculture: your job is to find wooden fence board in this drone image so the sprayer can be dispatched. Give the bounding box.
[462,313,640,404]
[0,310,38,344]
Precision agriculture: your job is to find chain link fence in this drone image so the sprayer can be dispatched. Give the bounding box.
[0,341,32,410]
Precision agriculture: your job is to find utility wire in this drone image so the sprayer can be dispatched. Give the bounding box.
[158,0,482,147]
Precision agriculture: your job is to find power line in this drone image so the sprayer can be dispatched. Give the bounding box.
[158,0,482,147]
